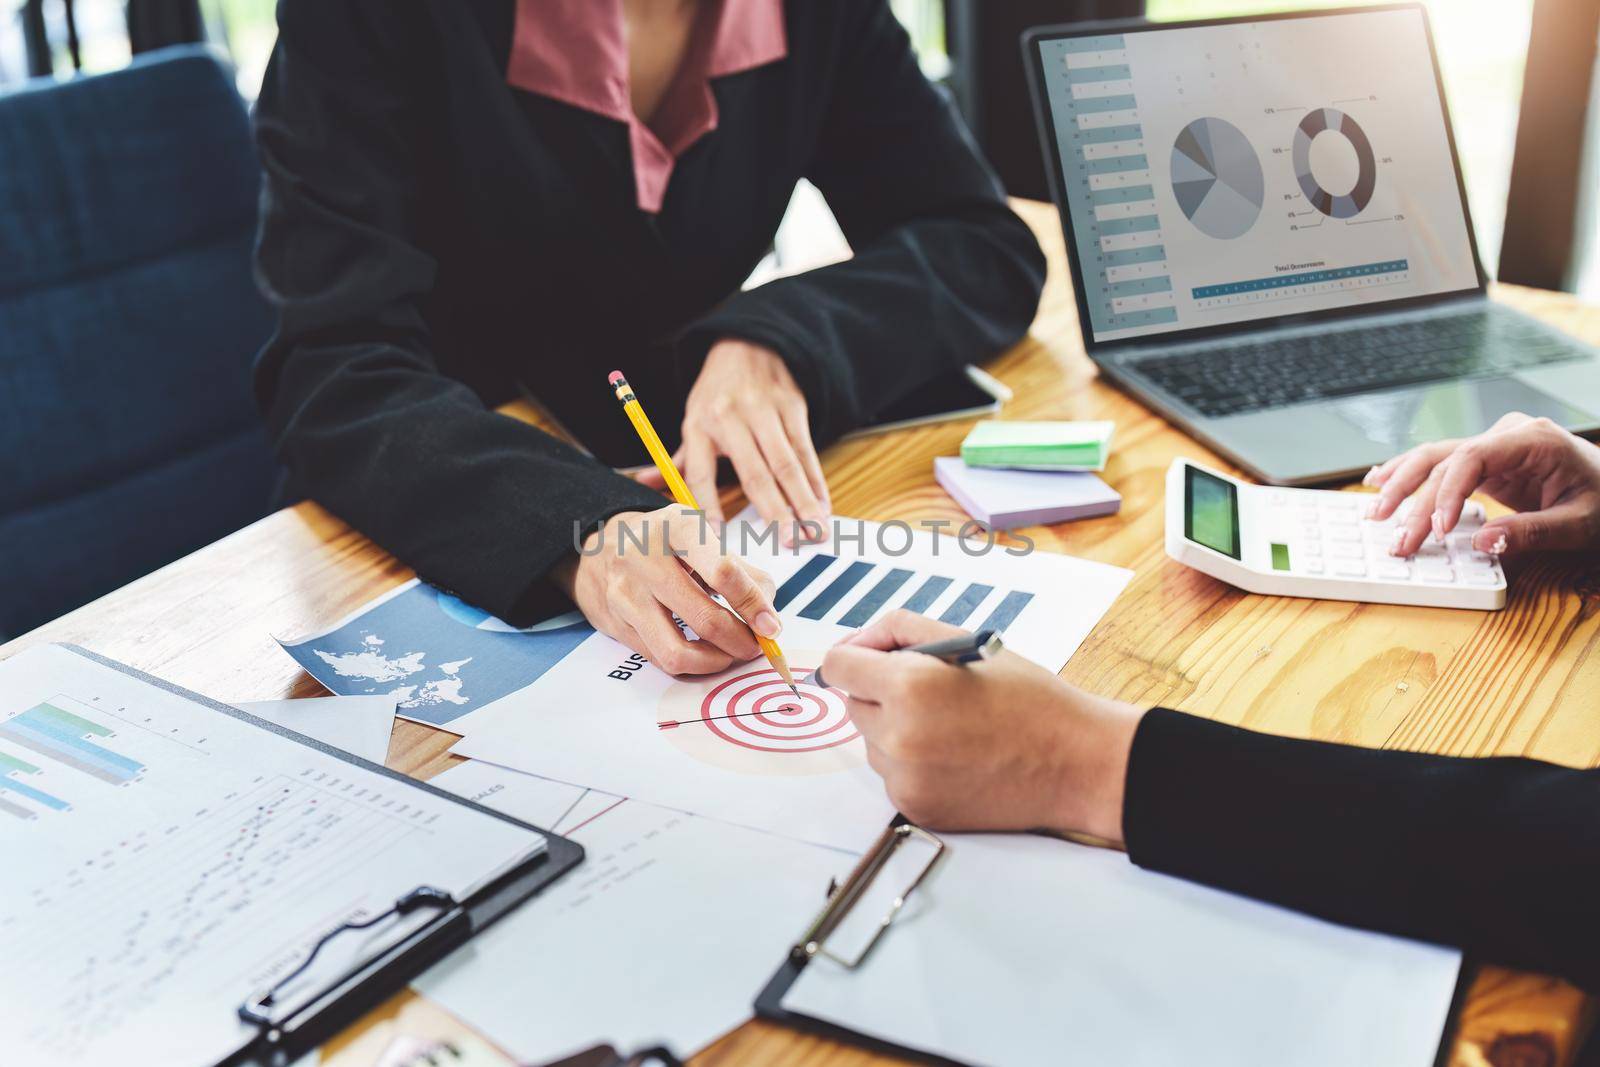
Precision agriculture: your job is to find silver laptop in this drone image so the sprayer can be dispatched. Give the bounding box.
[1024,4,1600,485]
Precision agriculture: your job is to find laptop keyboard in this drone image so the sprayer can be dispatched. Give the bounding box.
[1134,312,1582,418]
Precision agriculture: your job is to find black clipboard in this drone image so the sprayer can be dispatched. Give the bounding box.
[757,958,966,1067]
[54,645,585,1067]
[756,966,964,1067]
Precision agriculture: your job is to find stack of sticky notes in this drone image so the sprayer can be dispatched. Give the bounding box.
[934,457,1121,530]
[960,420,1116,471]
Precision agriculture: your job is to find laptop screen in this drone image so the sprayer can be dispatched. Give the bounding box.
[1033,7,1481,345]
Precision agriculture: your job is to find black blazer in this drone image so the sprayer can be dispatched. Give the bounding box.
[1127,708,1600,995]
[252,0,1046,624]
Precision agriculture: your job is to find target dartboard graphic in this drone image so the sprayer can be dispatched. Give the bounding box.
[656,658,864,776]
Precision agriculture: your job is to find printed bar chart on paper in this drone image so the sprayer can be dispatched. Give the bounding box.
[0,754,67,818]
[0,700,147,786]
[774,554,1039,636]
[0,696,160,819]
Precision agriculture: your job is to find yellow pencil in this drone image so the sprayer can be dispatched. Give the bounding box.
[608,371,799,694]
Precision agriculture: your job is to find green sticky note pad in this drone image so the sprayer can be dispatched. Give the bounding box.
[960,420,1116,471]
[1271,543,1291,572]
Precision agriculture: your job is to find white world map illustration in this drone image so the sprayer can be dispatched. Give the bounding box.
[313,633,473,709]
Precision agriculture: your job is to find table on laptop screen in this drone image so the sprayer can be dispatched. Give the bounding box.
[1037,8,1480,344]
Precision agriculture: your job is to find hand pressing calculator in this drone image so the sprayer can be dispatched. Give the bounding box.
[1165,459,1506,610]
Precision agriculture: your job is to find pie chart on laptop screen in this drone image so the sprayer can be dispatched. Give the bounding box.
[1171,117,1265,240]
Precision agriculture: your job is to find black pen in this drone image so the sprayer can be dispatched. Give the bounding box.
[808,629,1003,690]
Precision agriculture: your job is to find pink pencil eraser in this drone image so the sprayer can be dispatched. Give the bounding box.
[608,371,625,385]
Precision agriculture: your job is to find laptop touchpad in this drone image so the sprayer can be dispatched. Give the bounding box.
[1331,377,1592,451]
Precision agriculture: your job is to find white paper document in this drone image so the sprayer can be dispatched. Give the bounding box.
[415,799,846,1063]
[0,645,546,1067]
[781,833,1462,1067]
[428,759,621,834]
[452,522,1132,852]
[553,787,627,833]
[236,695,397,765]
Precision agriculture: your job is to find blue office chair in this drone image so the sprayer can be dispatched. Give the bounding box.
[0,47,277,639]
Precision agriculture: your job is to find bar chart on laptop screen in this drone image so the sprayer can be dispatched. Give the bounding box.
[1042,32,1180,337]
[772,554,1037,635]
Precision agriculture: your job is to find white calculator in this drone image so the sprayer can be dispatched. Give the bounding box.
[1164,459,1506,610]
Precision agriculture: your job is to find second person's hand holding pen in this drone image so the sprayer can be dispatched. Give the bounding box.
[820,610,1143,839]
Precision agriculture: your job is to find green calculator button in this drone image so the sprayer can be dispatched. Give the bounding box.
[1271,543,1291,572]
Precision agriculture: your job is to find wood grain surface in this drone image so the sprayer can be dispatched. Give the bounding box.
[5,199,1596,1067]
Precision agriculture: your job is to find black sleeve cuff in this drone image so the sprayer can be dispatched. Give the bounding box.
[1123,707,1274,875]
[1122,707,1600,992]
[497,472,666,628]
[1123,707,1422,911]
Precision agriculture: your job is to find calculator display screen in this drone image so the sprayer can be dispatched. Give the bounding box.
[1185,466,1241,559]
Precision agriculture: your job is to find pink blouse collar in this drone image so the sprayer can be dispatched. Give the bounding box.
[508,0,788,213]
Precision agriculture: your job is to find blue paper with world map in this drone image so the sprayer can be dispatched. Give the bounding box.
[279,579,594,728]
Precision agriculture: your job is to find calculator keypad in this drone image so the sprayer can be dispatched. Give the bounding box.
[1268,492,1503,590]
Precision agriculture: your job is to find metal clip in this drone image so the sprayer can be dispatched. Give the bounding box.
[792,821,946,969]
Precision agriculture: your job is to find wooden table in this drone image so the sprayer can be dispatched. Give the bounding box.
[7,199,1598,1067]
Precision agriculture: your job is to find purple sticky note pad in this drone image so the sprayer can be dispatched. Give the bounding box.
[934,456,1121,530]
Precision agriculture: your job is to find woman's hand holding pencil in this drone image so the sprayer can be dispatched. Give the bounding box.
[556,504,782,677]
[551,370,796,681]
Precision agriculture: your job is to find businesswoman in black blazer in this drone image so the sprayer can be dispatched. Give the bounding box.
[824,415,1600,996]
[252,0,1045,672]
